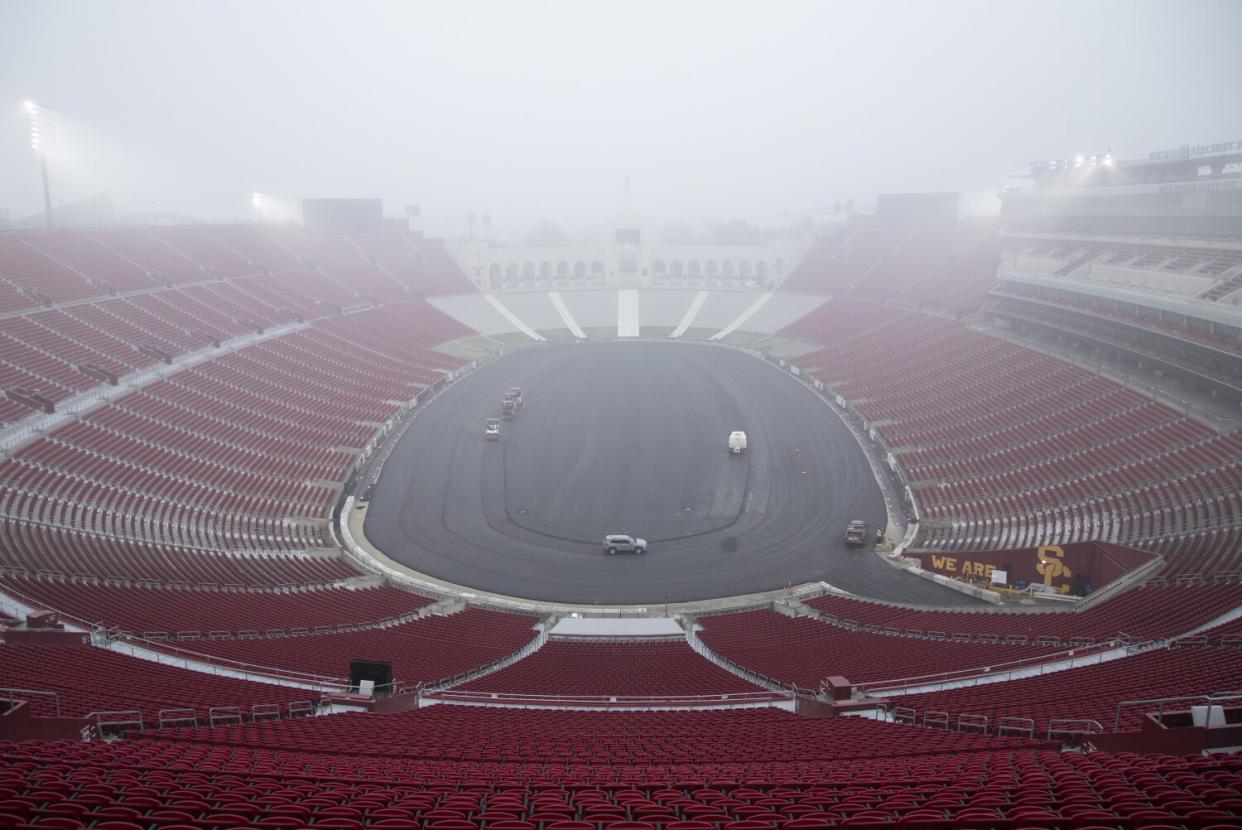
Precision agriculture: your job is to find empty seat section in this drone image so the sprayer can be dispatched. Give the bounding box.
[175,609,539,687]
[0,575,431,637]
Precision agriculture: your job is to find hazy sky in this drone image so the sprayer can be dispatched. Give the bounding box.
[2,0,1240,238]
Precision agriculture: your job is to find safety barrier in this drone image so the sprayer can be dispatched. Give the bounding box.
[422,689,790,710]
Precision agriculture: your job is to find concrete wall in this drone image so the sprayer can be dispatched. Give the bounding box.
[1084,264,1216,297]
[427,290,814,341]
[453,239,801,292]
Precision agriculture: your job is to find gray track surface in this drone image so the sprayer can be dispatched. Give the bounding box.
[365,341,981,606]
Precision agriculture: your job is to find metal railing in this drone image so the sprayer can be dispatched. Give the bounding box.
[208,706,243,727]
[684,624,800,696]
[422,689,790,709]
[0,562,352,594]
[87,709,143,735]
[1113,691,1242,731]
[1046,718,1103,741]
[104,605,431,643]
[856,638,1130,694]
[0,687,62,717]
[997,716,1036,739]
[420,625,549,694]
[288,700,317,718]
[106,635,349,691]
[157,708,198,730]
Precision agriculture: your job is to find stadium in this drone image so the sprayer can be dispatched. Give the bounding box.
[3,1,1242,827]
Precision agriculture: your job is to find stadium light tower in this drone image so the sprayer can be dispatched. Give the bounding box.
[25,101,57,229]
[25,101,58,229]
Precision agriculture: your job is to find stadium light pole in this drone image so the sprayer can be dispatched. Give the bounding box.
[25,101,56,229]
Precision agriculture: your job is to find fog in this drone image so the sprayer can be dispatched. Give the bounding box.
[2,0,1240,239]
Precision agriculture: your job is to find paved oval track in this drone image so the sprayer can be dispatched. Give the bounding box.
[364,341,977,606]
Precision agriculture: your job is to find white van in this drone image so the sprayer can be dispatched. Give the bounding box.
[728,430,748,454]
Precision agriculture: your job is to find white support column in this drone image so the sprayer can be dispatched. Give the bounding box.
[483,294,545,341]
[549,291,587,339]
[710,292,773,340]
[617,289,640,337]
[670,290,709,339]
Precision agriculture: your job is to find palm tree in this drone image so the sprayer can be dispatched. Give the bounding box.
[467,211,477,240]
[482,214,492,241]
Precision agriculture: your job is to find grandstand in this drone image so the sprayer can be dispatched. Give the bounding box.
[2,142,1242,830]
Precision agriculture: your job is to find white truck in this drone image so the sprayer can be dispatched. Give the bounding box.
[728,430,748,455]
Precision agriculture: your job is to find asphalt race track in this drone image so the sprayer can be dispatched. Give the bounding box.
[364,341,981,606]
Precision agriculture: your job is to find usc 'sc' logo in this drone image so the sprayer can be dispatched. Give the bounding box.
[1035,545,1073,593]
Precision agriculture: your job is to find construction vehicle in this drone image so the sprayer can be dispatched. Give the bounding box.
[845,520,869,547]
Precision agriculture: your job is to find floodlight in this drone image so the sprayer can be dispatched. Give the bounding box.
[26,102,56,152]
[25,99,56,229]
